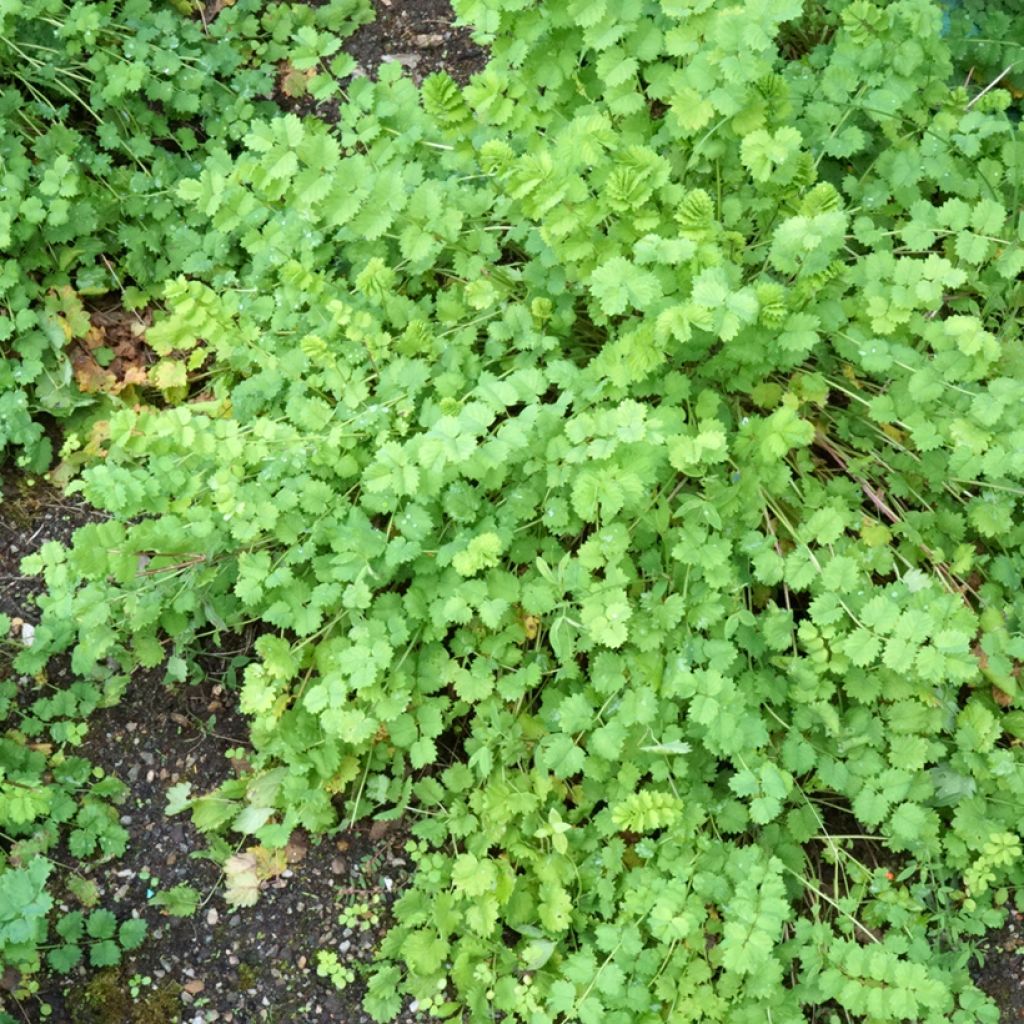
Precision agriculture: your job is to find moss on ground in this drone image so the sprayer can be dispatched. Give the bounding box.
[66,967,181,1024]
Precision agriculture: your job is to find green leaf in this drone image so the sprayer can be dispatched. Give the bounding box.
[589,257,663,316]
[118,918,147,951]
[89,939,121,967]
[86,909,116,940]
[48,943,83,973]
[150,884,201,918]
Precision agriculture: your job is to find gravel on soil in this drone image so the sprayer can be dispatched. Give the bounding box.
[276,0,488,121]
[974,913,1024,1021]
[0,477,107,623]
[344,0,488,85]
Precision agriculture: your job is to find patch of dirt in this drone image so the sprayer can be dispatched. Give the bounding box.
[345,0,487,85]
[16,668,419,1024]
[277,0,488,120]
[973,912,1024,1021]
[0,477,106,625]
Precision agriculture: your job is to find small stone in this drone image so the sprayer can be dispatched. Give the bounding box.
[297,955,307,969]
[207,908,219,926]
[412,32,444,47]
[330,858,345,875]
[183,979,205,995]
[381,53,421,68]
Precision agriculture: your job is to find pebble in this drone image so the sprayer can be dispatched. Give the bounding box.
[382,53,422,68]
[207,908,219,926]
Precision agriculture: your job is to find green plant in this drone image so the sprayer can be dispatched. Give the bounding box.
[149,883,201,919]
[339,891,384,933]
[127,972,152,999]
[0,0,372,995]
[315,949,356,992]
[46,909,146,972]
[0,0,372,472]
[0,672,133,989]
[6,0,1024,1021]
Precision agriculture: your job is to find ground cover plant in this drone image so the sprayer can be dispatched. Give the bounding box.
[3,0,1024,1021]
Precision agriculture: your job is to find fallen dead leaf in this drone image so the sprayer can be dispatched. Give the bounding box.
[369,818,399,841]
[278,60,315,98]
[993,685,1014,708]
[284,829,309,864]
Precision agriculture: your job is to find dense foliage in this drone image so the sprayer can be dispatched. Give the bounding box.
[3,0,1024,1021]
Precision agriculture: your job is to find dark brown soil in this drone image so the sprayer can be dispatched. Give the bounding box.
[276,0,487,121]
[0,478,108,632]
[974,913,1024,1022]
[345,0,487,85]
[23,669,418,1024]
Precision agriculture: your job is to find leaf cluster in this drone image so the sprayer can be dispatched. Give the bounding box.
[4,0,1024,1022]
